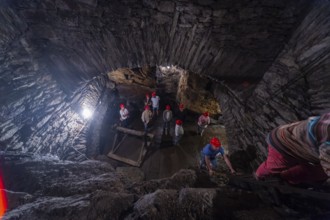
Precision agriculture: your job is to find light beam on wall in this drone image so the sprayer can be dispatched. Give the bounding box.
[81,107,93,119]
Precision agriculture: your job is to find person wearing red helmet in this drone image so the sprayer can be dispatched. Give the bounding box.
[200,137,236,176]
[144,93,151,107]
[197,111,211,136]
[141,105,153,133]
[176,103,187,123]
[163,105,173,136]
[174,119,184,145]
[151,91,160,116]
[119,103,129,127]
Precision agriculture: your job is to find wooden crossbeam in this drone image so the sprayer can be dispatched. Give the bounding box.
[107,153,140,166]
[116,126,154,139]
[107,126,153,167]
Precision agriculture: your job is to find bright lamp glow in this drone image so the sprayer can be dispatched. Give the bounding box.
[82,107,93,119]
[0,175,7,218]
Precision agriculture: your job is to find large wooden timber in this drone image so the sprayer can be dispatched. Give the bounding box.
[107,126,153,167]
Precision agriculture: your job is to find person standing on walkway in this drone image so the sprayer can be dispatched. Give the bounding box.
[141,105,153,133]
[174,119,184,146]
[197,112,211,136]
[119,103,129,127]
[151,91,160,116]
[200,137,236,176]
[163,105,173,136]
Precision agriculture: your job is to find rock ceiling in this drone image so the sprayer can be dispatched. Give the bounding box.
[1,0,311,86]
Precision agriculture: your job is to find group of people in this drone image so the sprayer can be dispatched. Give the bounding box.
[119,91,188,146]
[121,93,330,184]
[142,92,187,146]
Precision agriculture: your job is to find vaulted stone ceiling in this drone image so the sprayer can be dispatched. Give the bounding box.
[2,0,310,89]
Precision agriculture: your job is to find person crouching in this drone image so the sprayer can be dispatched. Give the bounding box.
[200,137,236,176]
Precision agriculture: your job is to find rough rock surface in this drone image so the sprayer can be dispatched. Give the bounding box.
[213,1,330,168]
[0,157,290,220]
[0,157,231,219]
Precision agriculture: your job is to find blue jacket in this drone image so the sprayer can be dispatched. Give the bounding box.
[201,144,224,159]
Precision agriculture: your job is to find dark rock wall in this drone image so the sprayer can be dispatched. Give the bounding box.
[215,1,330,169]
[0,0,315,160]
[0,6,110,159]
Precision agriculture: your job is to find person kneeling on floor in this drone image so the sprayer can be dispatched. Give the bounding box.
[254,112,330,185]
[200,137,236,176]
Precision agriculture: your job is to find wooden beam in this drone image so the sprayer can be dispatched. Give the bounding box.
[116,126,154,139]
[110,133,118,153]
[113,134,128,153]
[107,152,141,167]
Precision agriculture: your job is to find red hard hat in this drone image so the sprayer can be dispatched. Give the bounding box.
[176,119,183,125]
[144,105,150,110]
[152,92,156,96]
[166,105,171,110]
[179,103,184,109]
[120,104,125,108]
[210,137,221,147]
[203,112,209,117]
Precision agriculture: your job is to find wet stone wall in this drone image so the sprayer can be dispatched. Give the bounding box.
[214,1,330,169]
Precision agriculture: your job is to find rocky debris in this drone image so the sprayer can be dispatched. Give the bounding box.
[2,157,330,219]
[116,167,145,183]
[229,175,330,219]
[129,169,197,195]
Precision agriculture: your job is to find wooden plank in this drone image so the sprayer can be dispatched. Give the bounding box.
[110,133,118,153]
[113,134,128,153]
[116,126,154,139]
[107,152,140,167]
[137,147,148,165]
